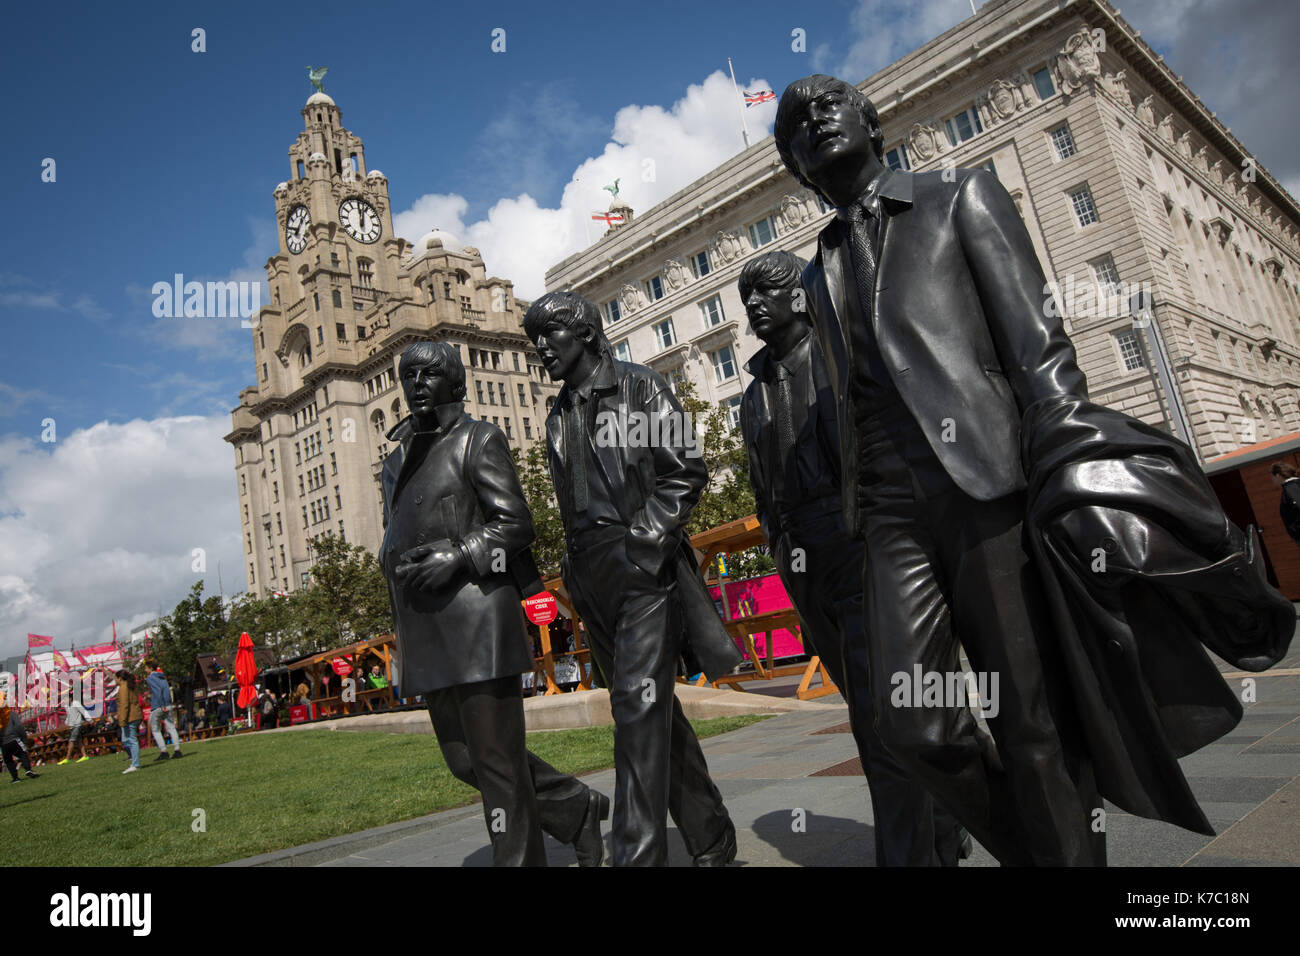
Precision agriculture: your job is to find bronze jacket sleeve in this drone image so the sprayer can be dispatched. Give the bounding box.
[460,425,536,577]
[955,169,1089,410]
[626,377,708,576]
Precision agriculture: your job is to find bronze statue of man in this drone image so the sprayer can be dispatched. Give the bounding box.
[774,74,1293,865]
[737,248,968,866]
[525,291,742,867]
[379,340,607,866]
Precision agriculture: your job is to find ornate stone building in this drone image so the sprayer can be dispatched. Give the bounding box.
[545,0,1300,457]
[225,91,558,597]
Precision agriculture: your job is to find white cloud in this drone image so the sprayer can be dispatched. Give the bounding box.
[811,0,972,83]
[391,70,779,298]
[0,415,242,659]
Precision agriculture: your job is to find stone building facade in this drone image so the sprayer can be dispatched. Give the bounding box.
[226,92,558,597]
[544,0,1300,457]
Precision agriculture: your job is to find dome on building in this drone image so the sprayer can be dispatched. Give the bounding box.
[274,182,290,197]
[306,91,335,107]
[308,151,327,163]
[366,169,385,179]
[411,228,464,258]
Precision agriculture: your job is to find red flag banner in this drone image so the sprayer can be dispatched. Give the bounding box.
[51,649,70,671]
[27,634,53,648]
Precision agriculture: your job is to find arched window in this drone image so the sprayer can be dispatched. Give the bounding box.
[357,259,374,289]
[392,397,402,420]
[371,409,386,437]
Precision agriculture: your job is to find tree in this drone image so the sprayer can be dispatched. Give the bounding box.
[295,532,393,651]
[148,581,228,681]
[673,379,775,580]
[512,442,567,578]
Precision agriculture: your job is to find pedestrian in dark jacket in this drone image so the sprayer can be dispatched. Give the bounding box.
[1272,462,1300,545]
[2,706,40,782]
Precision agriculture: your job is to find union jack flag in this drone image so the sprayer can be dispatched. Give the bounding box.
[744,89,776,107]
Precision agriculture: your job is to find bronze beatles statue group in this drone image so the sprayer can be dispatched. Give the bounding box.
[377,75,1294,867]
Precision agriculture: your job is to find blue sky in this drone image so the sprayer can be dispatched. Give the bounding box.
[1,0,1295,653]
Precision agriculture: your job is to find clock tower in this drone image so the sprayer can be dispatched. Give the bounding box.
[226,86,560,601]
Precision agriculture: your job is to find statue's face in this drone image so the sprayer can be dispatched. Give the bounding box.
[787,87,876,191]
[400,356,456,414]
[531,317,592,383]
[743,281,803,343]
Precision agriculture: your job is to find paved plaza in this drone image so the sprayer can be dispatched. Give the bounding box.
[227,637,1300,868]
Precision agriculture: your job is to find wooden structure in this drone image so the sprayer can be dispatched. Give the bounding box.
[293,634,398,718]
[687,515,837,700]
[1206,430,1300,600]
[532,581,596,696]
[540,514,836,701]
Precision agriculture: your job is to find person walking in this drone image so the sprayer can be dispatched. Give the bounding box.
[2,703,40,782]
[58,694,92,765]
[115,670,143,774]
[259,688,279,729]
[145,664,183,760]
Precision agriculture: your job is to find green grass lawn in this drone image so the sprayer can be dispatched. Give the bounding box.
[1,715,767,866]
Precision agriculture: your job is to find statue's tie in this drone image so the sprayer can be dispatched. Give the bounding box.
[774,361,795,462]
[845,202,878,326]
[566,394,589,513]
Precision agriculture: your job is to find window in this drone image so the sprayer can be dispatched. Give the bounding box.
[505,419,513,439]
[330,452,337,475]
[943,105,984,147]
[1091,255,1122,295]
[723,396,742,431]
[261,362,268,382]
[499,382,508,405]
[517,383,527,405]
[688,250,711,279]
[269,449,275,471]
[1069,185,1099,226]
[748,216,777,248]
[665,366,688,391]
[357,259,373,289]
[335,486,342,509]
[313,293,320,312]
[469,350,479,368]
[644,275,664,302]
[602,298,622,326]
[356,324,366,338]
[487,381,496,405]
[492,352,501,370]
[885,144,911,171]
[475,381,485,404]
[326,418,333,441]
[699,295,725,328]
[613,339,632,362]
[710,345,737,382]
[294,442,302,466]
[1032,67,1056,101]
[279,545,286,568]
[513,352,521,372]
[654,319,676,350]
[1115,330,1146,372]
[331,290,342,308]
[249,562,255,584]
[245,532,252,554]
[979,159,999,179]
[301,505,308,528]
[240,474,247,495]
[276,513,282,535]
[1050,123,1077,160]
[272,481,279,503]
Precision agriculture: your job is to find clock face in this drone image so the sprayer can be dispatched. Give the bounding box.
[339,197,381,244]
[285,205,311,254]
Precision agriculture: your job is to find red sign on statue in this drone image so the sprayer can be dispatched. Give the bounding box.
[522,593,558,626]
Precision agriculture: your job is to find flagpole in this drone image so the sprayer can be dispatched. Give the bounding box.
[727,57,751,149]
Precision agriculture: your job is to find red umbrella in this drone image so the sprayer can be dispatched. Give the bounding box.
[235,633,259,711]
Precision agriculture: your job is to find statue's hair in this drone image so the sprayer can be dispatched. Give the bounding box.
[398,340,467,401]
[775,75,884,202]
[738,249,808,301]
[523,291,613,359]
